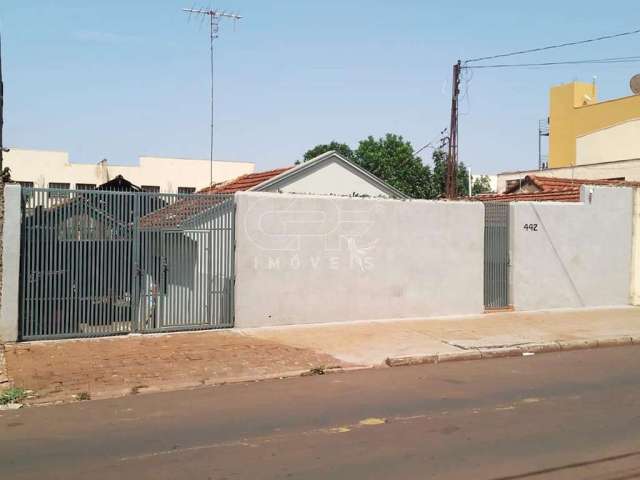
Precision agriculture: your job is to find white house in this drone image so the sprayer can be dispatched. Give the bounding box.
[201,151,407,198]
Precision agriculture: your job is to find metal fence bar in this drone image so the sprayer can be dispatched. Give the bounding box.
[484,203,510,309]
[18,188,235,340]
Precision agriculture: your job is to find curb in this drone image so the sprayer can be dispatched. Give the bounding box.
[385,335,640,368]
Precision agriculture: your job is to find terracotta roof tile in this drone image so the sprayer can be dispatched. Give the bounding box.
[138,167,292,229]
[479,175,640,203]
[474,190,581,203]
[505,175,637,194]
[199,167,293,194]
[139,195,231,230]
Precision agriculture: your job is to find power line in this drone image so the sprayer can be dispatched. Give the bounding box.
[465,26,640,64]
[464,55,640,69]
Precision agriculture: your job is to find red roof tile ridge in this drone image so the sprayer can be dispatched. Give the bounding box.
[199,166,294,194]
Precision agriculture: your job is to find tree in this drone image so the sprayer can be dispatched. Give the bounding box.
[472,175,493,195]
[430,149,470,198]
[354,134,432,199]
[301,141,354,163]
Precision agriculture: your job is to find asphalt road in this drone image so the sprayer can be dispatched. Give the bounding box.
[2,346,640,480]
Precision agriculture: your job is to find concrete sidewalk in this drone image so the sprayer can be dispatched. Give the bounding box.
[2,306,640,405]
[244,306,640,365]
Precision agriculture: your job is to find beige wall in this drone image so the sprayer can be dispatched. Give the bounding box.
[576,119,640,166]
[4,148,254,193]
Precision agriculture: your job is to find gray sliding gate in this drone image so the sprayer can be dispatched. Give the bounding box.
[484,202,510,309]
[19,188,235,340]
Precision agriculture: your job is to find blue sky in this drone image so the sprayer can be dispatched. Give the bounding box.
[1,1,639,174]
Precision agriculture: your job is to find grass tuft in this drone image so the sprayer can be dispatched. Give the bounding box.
[0,387,27,405]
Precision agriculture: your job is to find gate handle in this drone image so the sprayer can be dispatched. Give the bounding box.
[163,264,168,292]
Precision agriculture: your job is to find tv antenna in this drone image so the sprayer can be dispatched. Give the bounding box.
[183,7,242,186]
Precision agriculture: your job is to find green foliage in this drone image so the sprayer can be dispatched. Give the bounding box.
[430,150,447,198]
[302,141,354,163]
[354,134,433,199]
[302,134,475,199]
[472,175,493,195]
[0,387,26,405]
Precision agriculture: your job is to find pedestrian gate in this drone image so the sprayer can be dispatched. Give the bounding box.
[484,203,510,309]
[19,188,235,340]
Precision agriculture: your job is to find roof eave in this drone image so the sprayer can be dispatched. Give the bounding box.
[253,151,409,199]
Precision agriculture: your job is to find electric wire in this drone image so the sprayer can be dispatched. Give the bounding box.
[465,27,640,64]
[463,55,640,69]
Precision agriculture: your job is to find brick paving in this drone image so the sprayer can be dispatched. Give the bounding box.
[3,331,345,404]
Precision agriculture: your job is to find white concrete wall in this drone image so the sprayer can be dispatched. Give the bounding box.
[576,119,640,166]
[273,159,393,197]
[0,185,22,342]
[509,186,633,311]
[631,188,640,306]
[4,148,255,193]
[234,192,485,328]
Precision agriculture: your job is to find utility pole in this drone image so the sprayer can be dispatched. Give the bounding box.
[183,7,242,186]
[446,60,461,199]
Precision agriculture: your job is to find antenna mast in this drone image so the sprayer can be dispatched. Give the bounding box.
[183,7,242,186]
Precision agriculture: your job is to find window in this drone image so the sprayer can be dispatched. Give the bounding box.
[48,182,71,199]
[141,185,160,193]
[76,183,96,191]
[178,187,196,195]
[19,182,35,202]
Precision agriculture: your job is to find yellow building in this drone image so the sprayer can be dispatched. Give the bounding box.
[548,81,640,168]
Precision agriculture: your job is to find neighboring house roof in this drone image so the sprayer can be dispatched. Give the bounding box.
[140,152,406,229]
[199,151,408,199]
[503,175,630,194]
[97,174,142,192]
[138,195,232,230]
[474,175,640,202]
[200,167,293,194]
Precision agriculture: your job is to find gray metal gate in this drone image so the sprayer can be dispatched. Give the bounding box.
[19,188,235,340]
[484,202,510,309]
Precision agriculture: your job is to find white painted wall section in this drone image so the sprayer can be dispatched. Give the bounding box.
[0,185,22,342]
[274,159,393,197]
[631,188,640,306]
[4,148,255,193]
[234,192,485,328]
[510,186,633,310]
[576,119,640,166]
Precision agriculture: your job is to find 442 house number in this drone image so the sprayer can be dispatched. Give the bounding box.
[523,223,538,232]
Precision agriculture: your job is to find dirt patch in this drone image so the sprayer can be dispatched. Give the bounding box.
[4,330,347,404]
